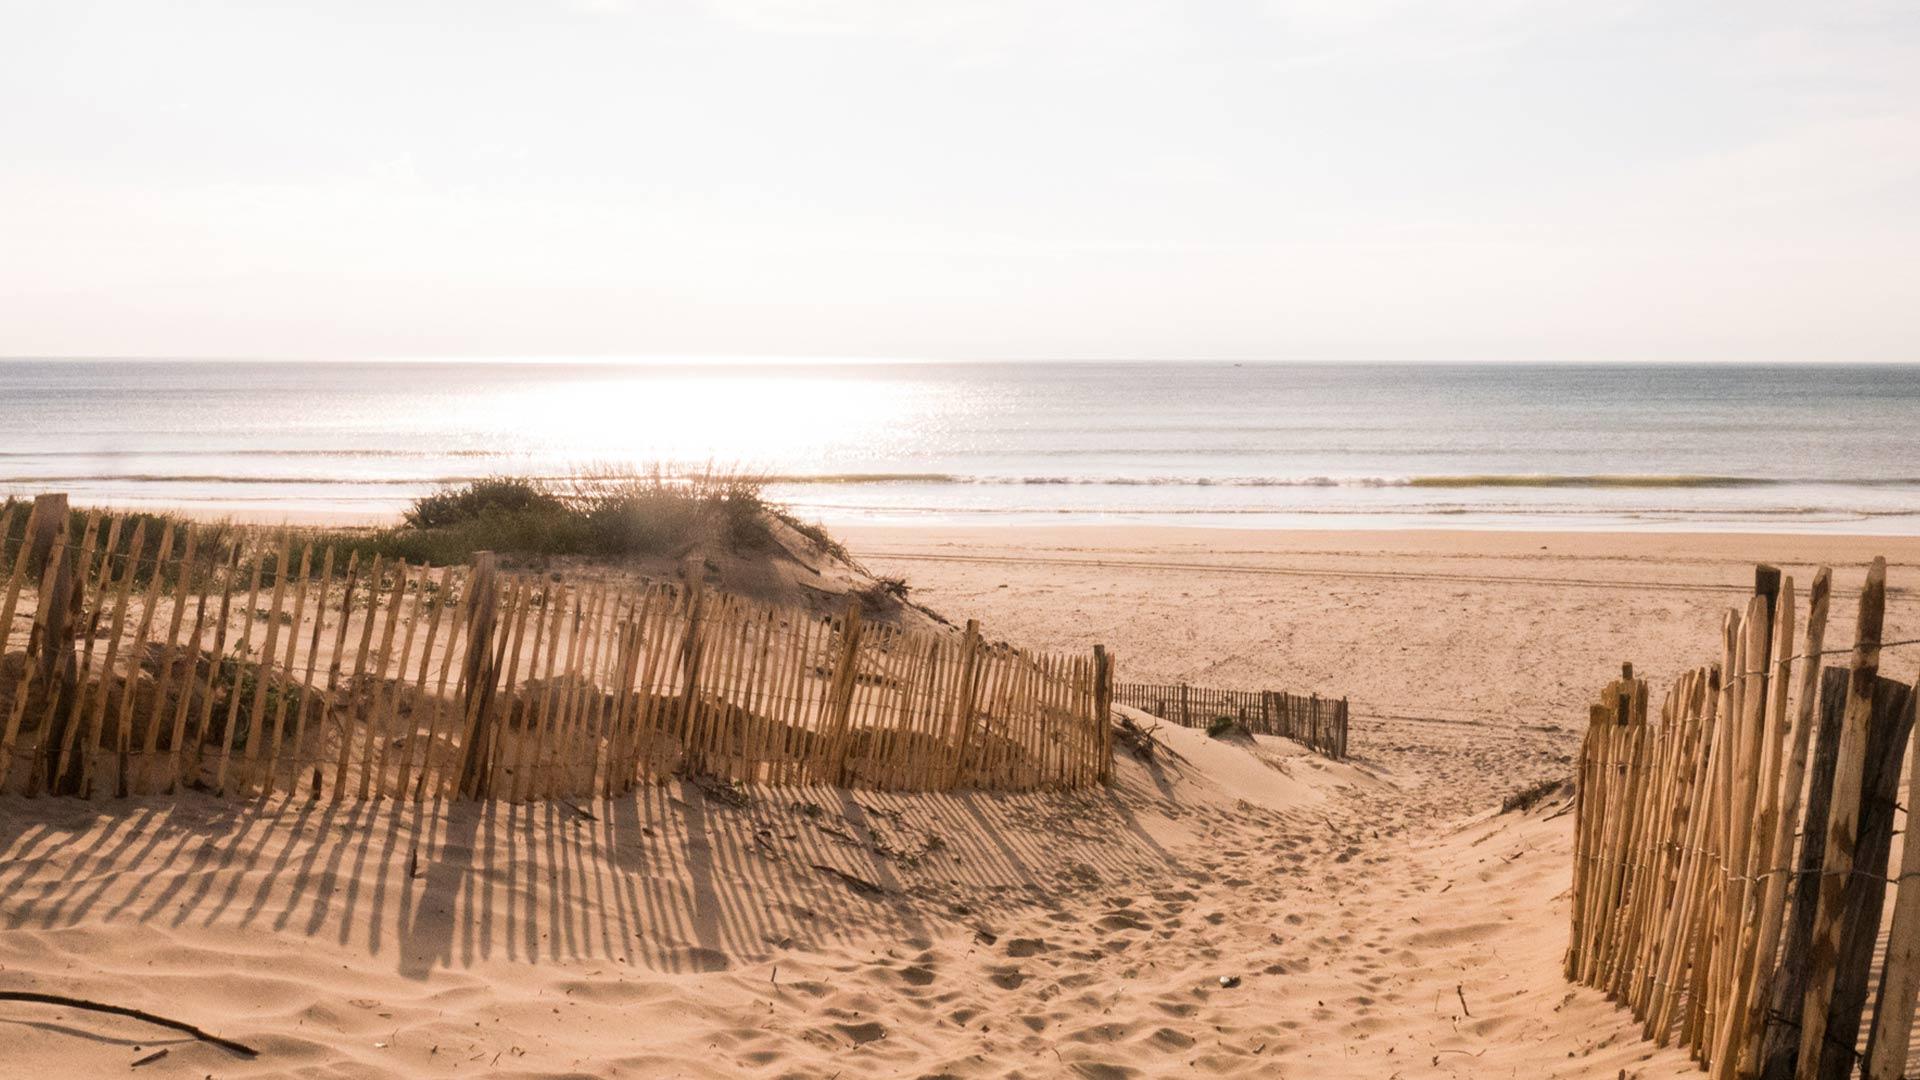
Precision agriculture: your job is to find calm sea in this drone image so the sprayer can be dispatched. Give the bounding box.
[2,360,1917,532]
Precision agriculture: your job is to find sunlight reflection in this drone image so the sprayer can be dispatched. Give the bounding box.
[469,368,914,475]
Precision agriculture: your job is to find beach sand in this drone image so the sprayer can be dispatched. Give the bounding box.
[3,527,1916,1078]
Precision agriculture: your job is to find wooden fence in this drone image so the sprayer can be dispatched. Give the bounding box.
[1112,681,1348,759]
[1568,559,1920,1080]
[0,495,1114,803]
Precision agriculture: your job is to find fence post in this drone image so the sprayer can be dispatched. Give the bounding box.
[1808,674,1913,1080]
[1179,683,1189,727]
[823,602,864,785]
[455,552,500,798]
[23,494,73,690]
[1794,557,1887,1075]
[1865,706,1920,1079]
[604,602,644,798]
[1757,667,1851,1079]
[1093,644,1112,783]
[675,563,708,773]
[947,618,981,788]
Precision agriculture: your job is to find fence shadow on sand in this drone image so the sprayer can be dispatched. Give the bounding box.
[0,767,1192,981]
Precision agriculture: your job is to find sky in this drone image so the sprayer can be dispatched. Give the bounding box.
[3,1,1917,363]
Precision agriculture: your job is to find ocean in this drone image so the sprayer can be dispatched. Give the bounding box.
[2,360,1917,532]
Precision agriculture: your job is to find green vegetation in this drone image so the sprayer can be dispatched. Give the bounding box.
[402,476,564,530]
[4,468,855,581]
[324,467,847,568]
[208,649,306,754]
[1206,715,1238,738]
[0,497,239,586]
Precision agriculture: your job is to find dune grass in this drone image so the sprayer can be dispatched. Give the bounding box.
[0,497,241,585]
[326,467,850,568]
[1500,777,1566,814]
[5,468,853,577]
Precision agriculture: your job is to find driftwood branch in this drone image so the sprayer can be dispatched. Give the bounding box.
[0,991,260,1058]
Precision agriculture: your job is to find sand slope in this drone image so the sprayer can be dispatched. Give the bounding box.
[0,713,1685,1079]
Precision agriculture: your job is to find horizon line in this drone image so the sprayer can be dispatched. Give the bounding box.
[4,355,1920,367]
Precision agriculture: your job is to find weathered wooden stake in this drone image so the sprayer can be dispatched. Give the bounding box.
[454,552,500,798]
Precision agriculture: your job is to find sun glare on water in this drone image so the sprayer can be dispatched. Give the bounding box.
[475,366,921,477]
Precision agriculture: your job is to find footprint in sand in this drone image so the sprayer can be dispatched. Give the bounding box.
[831,1020,888,1045]
[1148,1027,1196,1050]
[989,966,1027,989]
[1005,937,1052,958]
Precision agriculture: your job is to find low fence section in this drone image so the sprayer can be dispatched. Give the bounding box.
[1568,559,1920,1080]
[1111,681,1348,759]
[0,495,1115,803]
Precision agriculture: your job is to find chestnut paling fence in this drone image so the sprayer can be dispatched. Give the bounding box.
[1568,559,1920,1080]
[1111,681,1348,760]
[0,496,1114,803]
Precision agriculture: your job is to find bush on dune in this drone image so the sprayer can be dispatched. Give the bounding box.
[402,477,567,530]
[331,467,846,568]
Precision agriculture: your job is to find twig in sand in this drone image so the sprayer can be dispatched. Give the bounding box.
[1455,984,1472,1017]
[810,863,890,898]
[0,991,259,1058]
[131,1049,168,1068]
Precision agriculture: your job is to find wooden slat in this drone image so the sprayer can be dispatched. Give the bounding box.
[256,543,314,797]
[42,511,107,795]
[1864,695,1920,1079]
[412,565,470,802]
[1733,569,1832,1076]
[455,574,521,800]
[354,562,412,799]
[110,521,173,796]
[483,576,536,799]
[283,544,333,799]
[233,537,291,796]
[573,589,618,798]
[1794,558,1887,1077]
[211,543,266,796]
[140,525,198,760]
[547,587,595,798]
[372,563,429,799]
[331,554,383,800]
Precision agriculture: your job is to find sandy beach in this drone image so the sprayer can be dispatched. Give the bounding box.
[11,0,1917,1071]
[2,526,1916,1078]
[848,526,1920,750]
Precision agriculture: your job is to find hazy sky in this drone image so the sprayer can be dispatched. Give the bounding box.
[4,2,1917,362]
